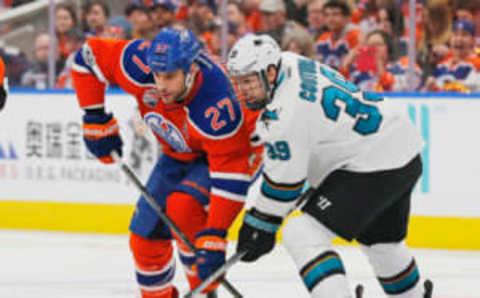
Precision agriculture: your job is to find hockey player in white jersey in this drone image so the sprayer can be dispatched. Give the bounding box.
[227,34,433,298]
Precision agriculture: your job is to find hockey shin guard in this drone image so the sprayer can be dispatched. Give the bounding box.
[130,233,177,298]
[166,192,207,289]
[361,241,423,297]
[283,214,353,298]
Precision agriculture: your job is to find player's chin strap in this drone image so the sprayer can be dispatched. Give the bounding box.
[110,151,243,298]
[259,59,282,107]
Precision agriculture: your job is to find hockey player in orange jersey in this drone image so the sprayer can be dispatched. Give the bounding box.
[71,27,262,298]
[0,57,7,111]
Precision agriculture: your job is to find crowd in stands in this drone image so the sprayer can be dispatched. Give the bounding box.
[2,0,480,92]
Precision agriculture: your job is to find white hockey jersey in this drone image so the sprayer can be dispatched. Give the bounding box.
[254,52,424,217]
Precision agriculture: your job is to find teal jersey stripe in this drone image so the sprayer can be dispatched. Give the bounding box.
[381,267,420,294]
[261,180,303,201]
[303,258,344,289]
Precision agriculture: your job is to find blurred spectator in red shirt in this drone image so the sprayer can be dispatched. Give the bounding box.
[425,20,480,93]
[315,0,361,68]
[307,0,327,40]
[85,0,110,37]
[242,0,263,32]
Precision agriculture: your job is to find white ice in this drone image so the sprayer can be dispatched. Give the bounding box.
[0,230,479,298]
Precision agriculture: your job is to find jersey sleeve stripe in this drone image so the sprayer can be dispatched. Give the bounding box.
[71,62,91,74]
[261,181,303,201]
[211,187,246,202]
[261,175,306,201]
[73,50,95,74]
[210,172,251,182]
[211,177,250,196]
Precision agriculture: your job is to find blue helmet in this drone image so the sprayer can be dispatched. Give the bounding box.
[147,27,201,75]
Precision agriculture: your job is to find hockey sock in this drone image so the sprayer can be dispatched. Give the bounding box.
[166,192,207,289]
[361,241,423,297]
[283,214,353,298]
[129,233,177,298]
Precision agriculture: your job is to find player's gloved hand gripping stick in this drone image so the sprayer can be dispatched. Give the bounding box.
[186,188,317,297]
[111,151,243,298]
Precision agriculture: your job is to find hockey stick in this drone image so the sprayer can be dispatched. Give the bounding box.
[185,185,317,297]
[111,151,243,298]
[185,250,247,298]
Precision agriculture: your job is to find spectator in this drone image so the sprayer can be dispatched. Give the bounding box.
[125,3,156,39]
[417,0,453,85]
[55,3,78,61]
[85,0,110,37]
[341,30,420,92]
[0,41,30,87]
[425,20,480,93]
[258,0,303,46]
[315,0,361,69]
[281,24,315,58]
[187,0,216,51]
[307,0,327,40]
[211,21,239,57]
[376,6,406,59]
[103,16,133,40]
[227,0,251,36]
[285,0,308,27]
[21,33,64,89]
[148,0,178,30]
[242,0,263,32]
[454,0,480,48]
[56,28,85,89]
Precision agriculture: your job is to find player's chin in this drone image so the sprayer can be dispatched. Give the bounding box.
[161,94,176,105]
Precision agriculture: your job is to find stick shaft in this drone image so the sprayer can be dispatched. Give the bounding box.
[112,152,243,298]
[185,251,246,298]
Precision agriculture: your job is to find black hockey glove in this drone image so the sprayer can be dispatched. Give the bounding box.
[237,208,283,262]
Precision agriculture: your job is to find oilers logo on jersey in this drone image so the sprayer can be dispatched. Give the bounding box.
[142,89,160,108]
[144,112,192,152]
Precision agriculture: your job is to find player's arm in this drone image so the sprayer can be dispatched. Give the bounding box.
[238,109,311,262]
[190,94,260,282]
[71,38,127,163]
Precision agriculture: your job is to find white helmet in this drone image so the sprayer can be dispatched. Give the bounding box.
[227,34,281,109]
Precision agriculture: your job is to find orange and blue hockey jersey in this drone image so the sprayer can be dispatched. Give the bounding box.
[71,38,262,230]
[315,25,361,69]
[432,55,480,92]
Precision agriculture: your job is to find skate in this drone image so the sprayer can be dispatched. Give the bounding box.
[423,279,433,298]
